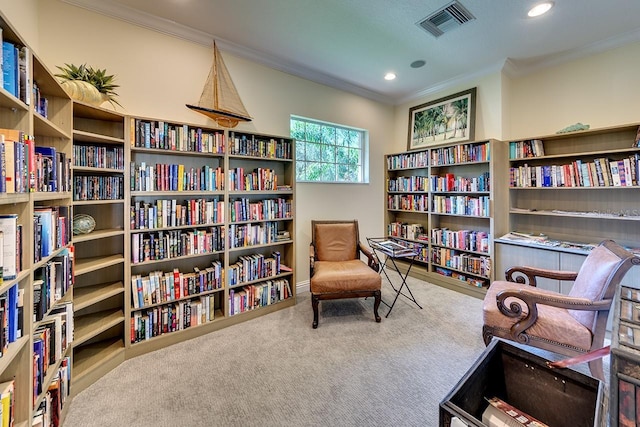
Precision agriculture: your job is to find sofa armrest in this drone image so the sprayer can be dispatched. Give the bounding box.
[309,244,316,276]
[506,266,578,287]
[358,242,380,272]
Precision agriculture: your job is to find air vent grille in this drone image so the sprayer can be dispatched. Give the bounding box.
[417,1,475,38]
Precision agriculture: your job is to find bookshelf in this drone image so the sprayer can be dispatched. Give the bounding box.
[70,101,126,393]
[495,124,640,293]
[125,120,296,358]
[385,139,508,297]
[0,10,75,424]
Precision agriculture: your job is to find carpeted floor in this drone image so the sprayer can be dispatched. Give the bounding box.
[62,272,597,426]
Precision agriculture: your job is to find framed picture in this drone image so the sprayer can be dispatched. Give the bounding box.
[407,87,476,150]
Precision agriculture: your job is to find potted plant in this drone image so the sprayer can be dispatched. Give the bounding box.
[55,63,122,108]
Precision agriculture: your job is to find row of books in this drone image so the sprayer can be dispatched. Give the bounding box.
[0,129,70,194]
[73,175,124,201]
[509,139,545,159]
[228,252,282,286]
[387,150,429,170]
[130,198,225,230]
[131,118,226,154]
[130,295,217,343]
[387,175,428,192]
[387,222,426,241]
[0,215,22,280]
[230,135,292,159]
[228,167,278,191]
[431,172,490,192]
[431,142,490,165]
[32,357,71,427]
[433,266,487,288]
[432,195,490,217]
[33,249,74,322]
[73,144,125,170]
[387,194,428,212]
[130,263,224,310]
[510,154,640,188]
[34,206,71,263]
[228,278,292,316]
[228,197,292,222]
[431,228,490,254]
[431,247,492,278]
[131,227,225,264]
[1,39,29,105]
[33,302,73,402]
[228,222,279,249]
[130,162,224,192]
[0,284,22,357]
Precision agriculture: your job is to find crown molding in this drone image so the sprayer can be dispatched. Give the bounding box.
[60,0,394,105]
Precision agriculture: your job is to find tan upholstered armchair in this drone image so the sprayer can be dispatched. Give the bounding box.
[309,220,382,328]
[483,240,638,380]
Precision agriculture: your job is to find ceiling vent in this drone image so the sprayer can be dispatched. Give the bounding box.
[417,1,475,38]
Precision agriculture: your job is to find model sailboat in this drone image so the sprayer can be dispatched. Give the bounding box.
[186,41,252,128]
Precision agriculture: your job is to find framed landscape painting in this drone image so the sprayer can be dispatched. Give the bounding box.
[408,87,476,150]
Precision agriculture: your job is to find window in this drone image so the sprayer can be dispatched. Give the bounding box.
[291,116,368,183]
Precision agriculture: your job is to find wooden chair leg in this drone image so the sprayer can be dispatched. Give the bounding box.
[312,294,319,329]
[374,290,381,323]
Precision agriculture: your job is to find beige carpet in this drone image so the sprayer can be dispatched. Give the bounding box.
[62,272,599,426]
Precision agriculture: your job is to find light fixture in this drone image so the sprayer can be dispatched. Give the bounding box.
[384,72,397,81]
[528,1,554,17]
[410,60,426,69]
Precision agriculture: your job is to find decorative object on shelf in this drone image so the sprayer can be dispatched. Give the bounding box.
[55,63,122,107]
[72,213,96,235]
[186,41,252,128]
[555,122,590,134]
[408,87,476,150]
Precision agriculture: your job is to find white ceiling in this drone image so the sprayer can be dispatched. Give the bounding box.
[63,0,640,105]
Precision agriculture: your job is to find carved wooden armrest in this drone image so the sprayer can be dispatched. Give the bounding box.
[505,266,578,287]
[358,242,380,272]
[309,244,316,276]
[496,288,611,342]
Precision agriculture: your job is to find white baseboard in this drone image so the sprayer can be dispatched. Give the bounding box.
[296,280,310,294]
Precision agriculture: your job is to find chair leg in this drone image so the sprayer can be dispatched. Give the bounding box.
[312,294,319,329]
[373,290,381,323]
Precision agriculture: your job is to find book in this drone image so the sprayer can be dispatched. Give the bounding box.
[1,41,17,97]
[482,396,548,427]
[0,215,18,280]
[0,379,14,427]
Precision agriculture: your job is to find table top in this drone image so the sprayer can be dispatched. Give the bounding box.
[367,237,424,258]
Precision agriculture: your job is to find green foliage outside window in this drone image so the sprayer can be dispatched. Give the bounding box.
[291,116,367,183]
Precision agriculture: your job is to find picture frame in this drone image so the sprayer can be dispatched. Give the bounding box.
[407,87,476,150]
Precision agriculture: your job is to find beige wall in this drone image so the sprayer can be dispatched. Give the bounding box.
[34,0,394,285]
[506,41,640,139]
[0,0,39,51]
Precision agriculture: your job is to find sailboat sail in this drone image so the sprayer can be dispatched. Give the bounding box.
[186,41,252,128]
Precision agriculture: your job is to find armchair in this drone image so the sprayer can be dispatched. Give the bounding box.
[482,240,638,380]
[309,220,382,328]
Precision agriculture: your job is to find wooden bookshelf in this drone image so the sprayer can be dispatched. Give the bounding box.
[495,123,640,293]
[70,101,127,398]
[384,139,508,298]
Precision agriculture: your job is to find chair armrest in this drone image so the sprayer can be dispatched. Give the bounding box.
[496,287,611,343]
[309,244,316,276]
[358,242,380,272]
[506,266,578,287]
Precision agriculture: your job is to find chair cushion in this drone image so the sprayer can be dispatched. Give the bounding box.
[568,243,622,329]
[314,222,357,262]
[483,281,593,351]
[311,260,381,294]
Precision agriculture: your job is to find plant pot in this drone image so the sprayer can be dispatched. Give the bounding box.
[60,80,110,106]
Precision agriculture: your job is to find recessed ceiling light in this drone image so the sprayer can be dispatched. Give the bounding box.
[384,72,397,81]
[528,1,554,17]
[411,60,426,69]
